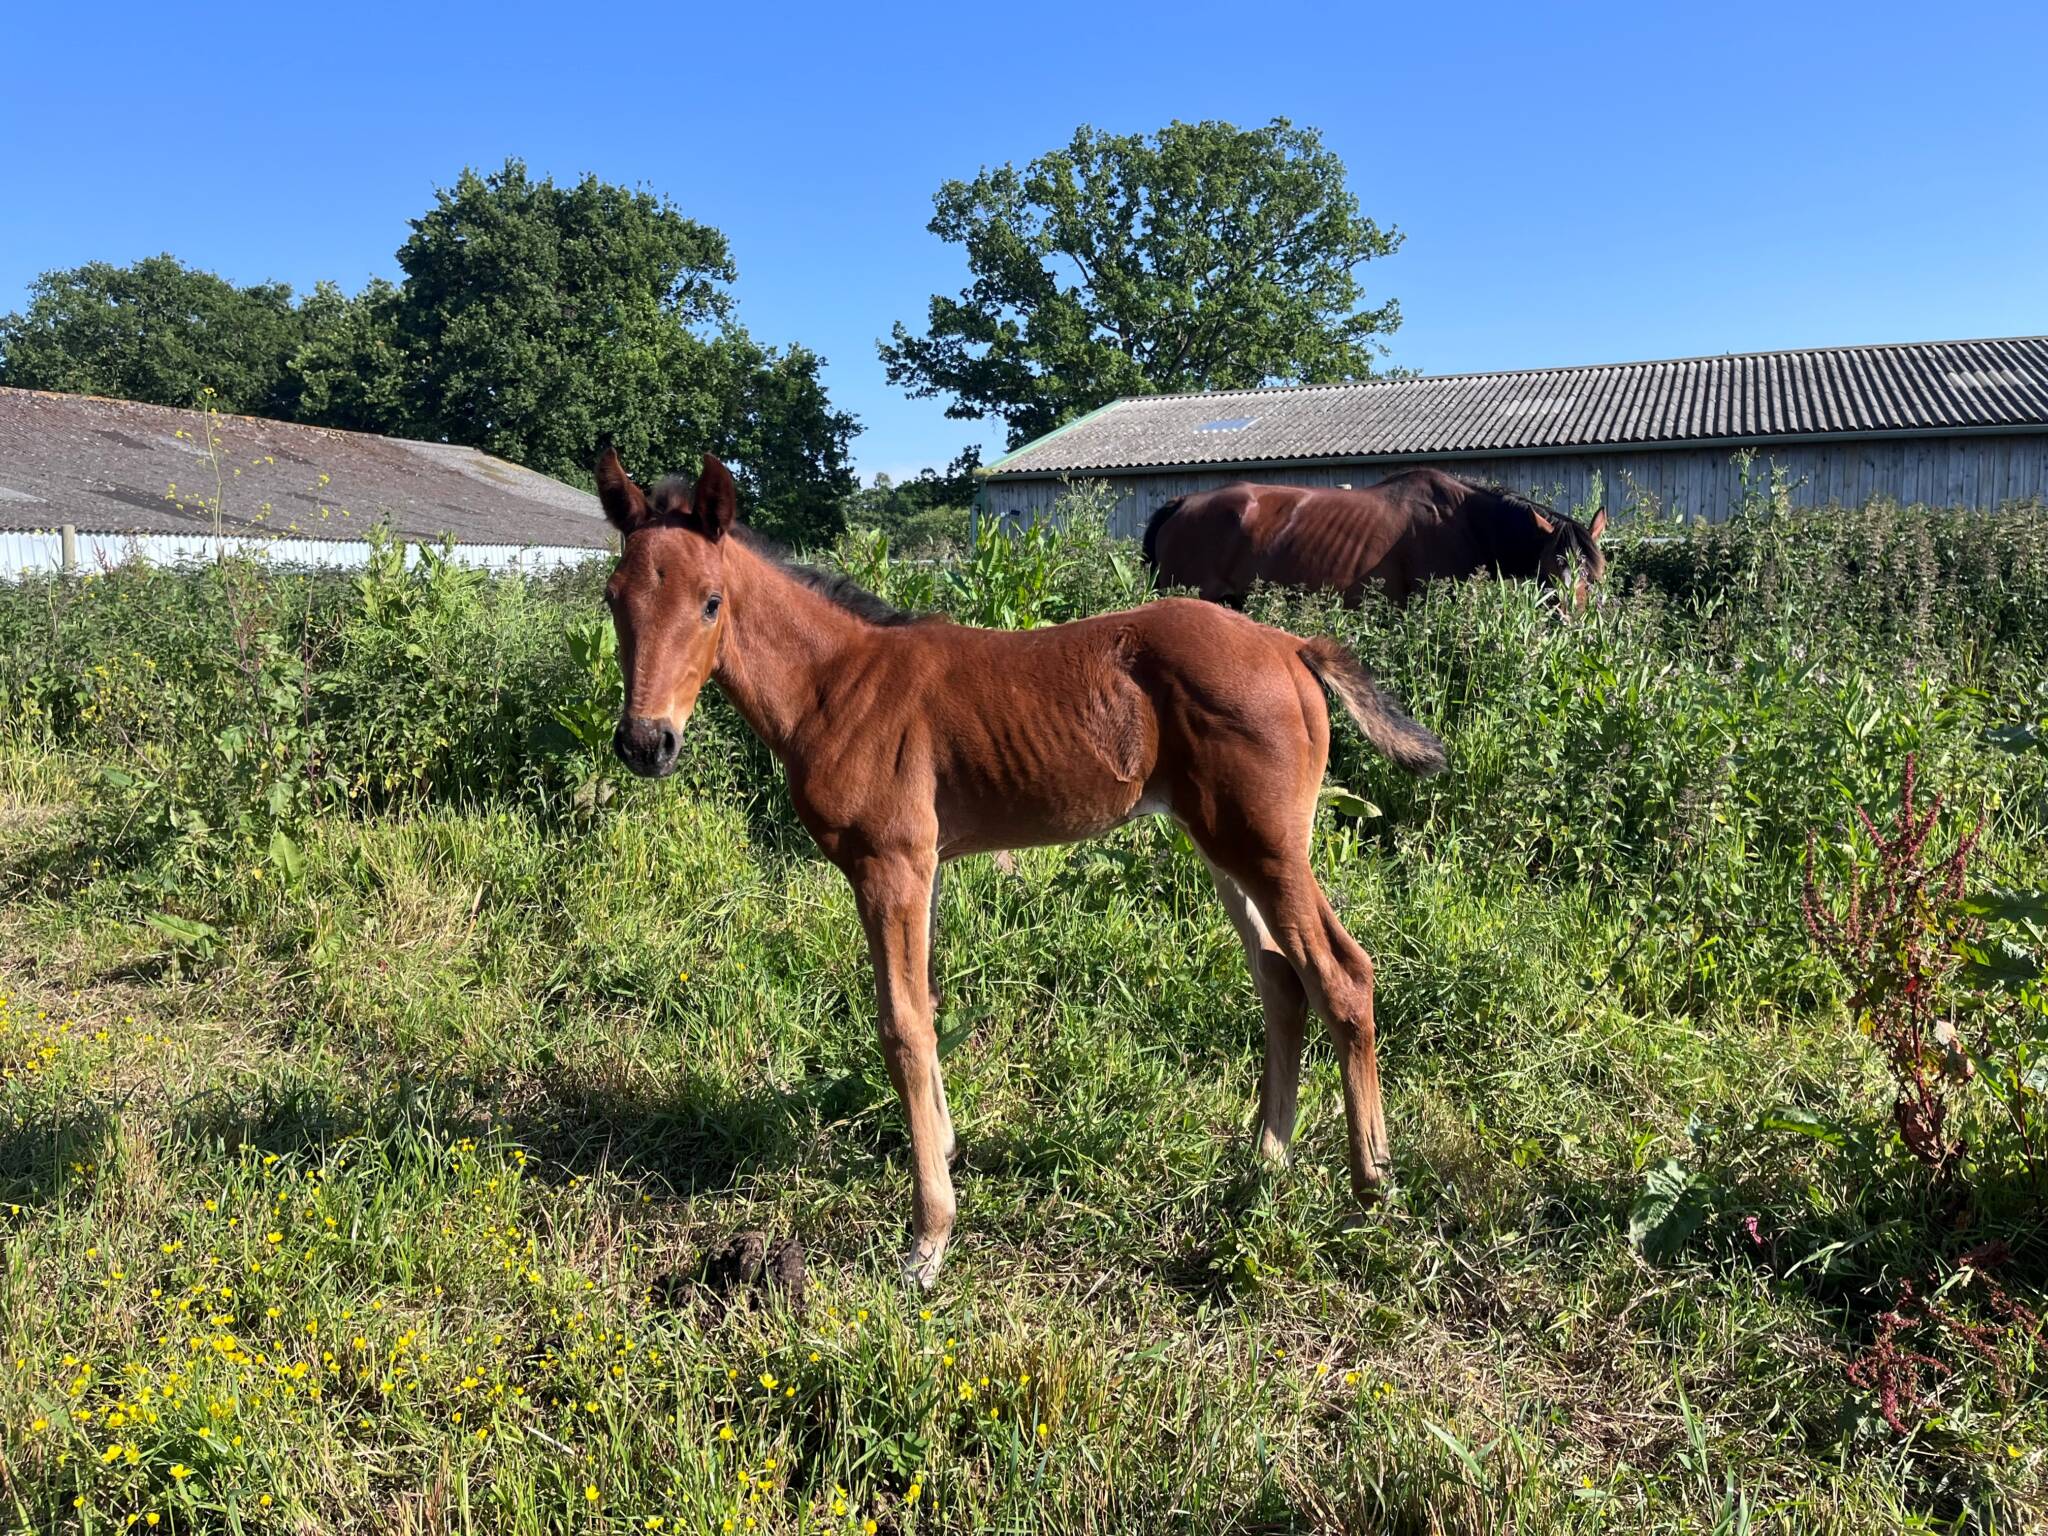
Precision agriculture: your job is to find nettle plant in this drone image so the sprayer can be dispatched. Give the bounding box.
[80,556,327,885]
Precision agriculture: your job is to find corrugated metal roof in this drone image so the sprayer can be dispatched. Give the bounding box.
[0,388,612,547]
[984,336,2048,478]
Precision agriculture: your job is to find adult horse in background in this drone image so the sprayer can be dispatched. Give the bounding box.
[1142,468,1608,608]
[594,445,1447,1290]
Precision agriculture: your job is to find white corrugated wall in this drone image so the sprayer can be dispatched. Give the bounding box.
[0,529,607,579]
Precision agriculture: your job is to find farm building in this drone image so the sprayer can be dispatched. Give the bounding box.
[0,387,613,577]
[977,335,2048,537]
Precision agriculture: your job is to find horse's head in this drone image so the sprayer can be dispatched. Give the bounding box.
[1529,505,1608,611]
[595,442,738,778]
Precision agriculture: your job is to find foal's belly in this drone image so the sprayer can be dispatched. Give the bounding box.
[934,763,1157,858]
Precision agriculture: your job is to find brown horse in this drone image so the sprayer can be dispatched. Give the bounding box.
[596,446,1445,1288]
[1142,467,1608,607]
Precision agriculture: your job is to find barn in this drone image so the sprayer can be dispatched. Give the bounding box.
[976,335,2048,538]
[0,387,614,577]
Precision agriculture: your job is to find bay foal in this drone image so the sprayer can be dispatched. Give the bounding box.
[597,447,1446,1288]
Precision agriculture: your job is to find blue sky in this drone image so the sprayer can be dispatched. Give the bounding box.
[3,1,2041,480]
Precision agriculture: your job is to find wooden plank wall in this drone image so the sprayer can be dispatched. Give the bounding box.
[980,434,2048,540]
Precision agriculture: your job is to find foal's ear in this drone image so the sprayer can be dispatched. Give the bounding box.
[594,441,650,533]
[1588,507,1609,541]
[692,454,738,541]
[1529,509,1558,536]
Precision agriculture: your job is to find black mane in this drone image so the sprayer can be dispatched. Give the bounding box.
[1449,474,1601,566]
[730,525,932,627]
[1448,472,1553,519]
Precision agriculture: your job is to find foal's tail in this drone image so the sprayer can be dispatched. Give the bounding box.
[1140,496,1185,570]
[1297,637,1447,777]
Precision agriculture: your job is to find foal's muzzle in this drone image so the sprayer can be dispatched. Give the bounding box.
[614,715,681,778]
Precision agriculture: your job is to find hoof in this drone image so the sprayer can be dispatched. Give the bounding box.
[899,1236,948,1292]
[1344,1170,1394,1223]
[1255,1131,1292,1167]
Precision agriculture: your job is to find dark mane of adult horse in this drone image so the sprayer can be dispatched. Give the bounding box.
[1141,467,1608,606]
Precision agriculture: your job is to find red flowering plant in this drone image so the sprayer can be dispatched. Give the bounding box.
[1801,753,1982,1177]
[1802,751,2048,1432]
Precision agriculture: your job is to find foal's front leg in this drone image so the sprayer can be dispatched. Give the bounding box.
[928,865,958,1167]
[851,851,956,1290]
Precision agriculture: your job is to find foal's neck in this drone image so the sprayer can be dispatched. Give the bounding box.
[712,538,870,757]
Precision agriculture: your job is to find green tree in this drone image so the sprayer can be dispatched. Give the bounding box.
[391,159,739,482]
[881,118,1402,448]
[711,333,860,546]
[1,161,863,530]
[844,448,982,547]
[291,278,408,433]
[386,159,860,527]
[0,254,306,416]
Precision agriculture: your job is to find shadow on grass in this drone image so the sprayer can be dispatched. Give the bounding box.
[0,1100,117,1209]
[0,820,118,905]
[165,1061,822,1206]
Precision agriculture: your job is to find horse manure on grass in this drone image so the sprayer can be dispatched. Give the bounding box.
[680,1230,808,1316]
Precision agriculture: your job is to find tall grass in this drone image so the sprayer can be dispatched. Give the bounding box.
[1,493,2045,1531]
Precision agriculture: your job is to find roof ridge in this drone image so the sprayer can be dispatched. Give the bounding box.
[0,385,496,459]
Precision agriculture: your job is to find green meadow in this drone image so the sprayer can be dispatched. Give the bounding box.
[3,496,2046,1532]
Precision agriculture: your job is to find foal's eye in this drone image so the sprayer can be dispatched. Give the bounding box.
[702,593,723,622]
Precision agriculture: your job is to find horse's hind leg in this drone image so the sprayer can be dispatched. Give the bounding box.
[1204,860,1309,1163]
[1308,884,1391,1200]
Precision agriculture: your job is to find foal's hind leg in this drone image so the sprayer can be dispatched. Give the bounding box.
[1307,885,1392,1201]
[1204,861,1309,1163]
[1225,863,1392,1203]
